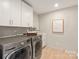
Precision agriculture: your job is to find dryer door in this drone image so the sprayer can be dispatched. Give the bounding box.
[6,46,32,59]
[35,40,42,57]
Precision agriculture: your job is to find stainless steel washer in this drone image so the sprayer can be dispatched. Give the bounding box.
[31,35,42,59]
[0,37,32,59]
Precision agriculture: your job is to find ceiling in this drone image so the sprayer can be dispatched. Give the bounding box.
[25,0,78,14]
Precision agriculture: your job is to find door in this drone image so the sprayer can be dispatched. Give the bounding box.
[21,1,33,27]
[6,46,32,59]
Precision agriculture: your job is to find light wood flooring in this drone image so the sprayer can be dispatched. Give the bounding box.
[40,47,77,59]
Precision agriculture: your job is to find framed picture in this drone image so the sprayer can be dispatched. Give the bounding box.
[52,19,64,33]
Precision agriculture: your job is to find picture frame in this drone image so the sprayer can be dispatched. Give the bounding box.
[52,19,64,33]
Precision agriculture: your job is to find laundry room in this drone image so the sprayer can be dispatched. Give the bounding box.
[0,0,78,59]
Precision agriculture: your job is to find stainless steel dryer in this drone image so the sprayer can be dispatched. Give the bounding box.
[31,35,42,59]
[0,36,32,59]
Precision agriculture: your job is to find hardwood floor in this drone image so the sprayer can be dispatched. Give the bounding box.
[40,47,77,59]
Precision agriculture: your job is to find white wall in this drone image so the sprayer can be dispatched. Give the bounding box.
[39,6,78,52]
[33,12,39,30]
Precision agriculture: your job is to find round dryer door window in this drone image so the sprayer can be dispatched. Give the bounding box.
[6,46,31,59]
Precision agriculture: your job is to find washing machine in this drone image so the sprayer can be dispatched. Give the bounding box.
[31,35,42,59]
[0,37,32,59]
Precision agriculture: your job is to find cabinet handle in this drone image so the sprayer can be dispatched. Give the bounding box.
[12,20,13,25]
[9,20,11,25]
[9,20,13,25]
[28,24,29,26]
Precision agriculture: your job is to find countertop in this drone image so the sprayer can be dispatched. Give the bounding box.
[0,34,41,45]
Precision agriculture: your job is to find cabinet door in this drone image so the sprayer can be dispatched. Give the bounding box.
[21,1,33,27]
[0,0,11,26]
[0,0,21,26]
[10,0,21,26]
[27,6,33,27]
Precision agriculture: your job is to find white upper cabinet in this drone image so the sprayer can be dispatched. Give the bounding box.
[0,0,21,26]
[0,0,33,27]
[21,1,33,27]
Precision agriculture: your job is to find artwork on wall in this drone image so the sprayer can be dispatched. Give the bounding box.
[52,19,64,33]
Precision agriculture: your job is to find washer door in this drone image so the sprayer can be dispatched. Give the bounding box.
[6,46,32,59]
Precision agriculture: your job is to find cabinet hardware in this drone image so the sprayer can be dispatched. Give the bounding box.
[12,20,13,24]
[9,20,11,25]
